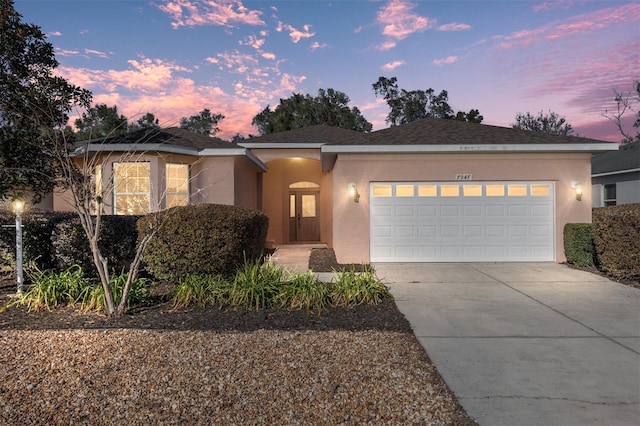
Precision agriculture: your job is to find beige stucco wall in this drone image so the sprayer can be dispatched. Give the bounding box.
[193,157,236,206]
[233,157,260,209]
[332,152,593,264]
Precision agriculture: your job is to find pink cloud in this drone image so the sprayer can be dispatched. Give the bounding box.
[432,56,458,66]
[276,22,315,43]
[241,35,265,49]
[377,0,433,41]
[156,0,265,29]
[310,41,329,51]
[437,23,471,31]
[381,60,405,71]
[533,0,574,13]
[84,49,110,59]
[56,48,80,57]
[48,31,62,37]
[497,3,640,50]
[375,41,397,51]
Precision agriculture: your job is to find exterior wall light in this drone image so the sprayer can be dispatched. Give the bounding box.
[10,196,25,293]
[348,183,360,203]
[571,182,583,201]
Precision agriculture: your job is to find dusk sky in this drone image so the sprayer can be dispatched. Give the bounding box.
[14,0,640,142]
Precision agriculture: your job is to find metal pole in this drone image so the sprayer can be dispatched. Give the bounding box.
[15,212,23,294]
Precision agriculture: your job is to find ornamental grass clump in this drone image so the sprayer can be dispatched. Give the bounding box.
[79,272,149,313]
[228,259,288,310]
[275,270,330,313]
[11,265,90,311]
[331,265,389,306]
[172,274,229,309]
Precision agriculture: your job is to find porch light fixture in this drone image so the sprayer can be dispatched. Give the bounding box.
[571,182,583,201]
[10,196,25,294]
[348,182,360,203]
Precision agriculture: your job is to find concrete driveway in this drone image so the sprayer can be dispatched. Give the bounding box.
[377,263,640,426]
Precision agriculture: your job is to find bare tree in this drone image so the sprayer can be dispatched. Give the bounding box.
[603,80,640,145]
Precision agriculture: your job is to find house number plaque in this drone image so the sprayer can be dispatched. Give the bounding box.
[456,174,473,181]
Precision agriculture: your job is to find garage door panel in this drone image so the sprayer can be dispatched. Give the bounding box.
[371,181,555,262]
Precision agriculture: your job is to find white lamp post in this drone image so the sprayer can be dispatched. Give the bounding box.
[11,197,25,294]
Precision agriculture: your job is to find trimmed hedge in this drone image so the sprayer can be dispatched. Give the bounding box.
[0,209,140,277]
[139,204,269,280]
[563,223,595,267]
[0,209,76,272]
[52,215,141,275]
[592,204,640,282]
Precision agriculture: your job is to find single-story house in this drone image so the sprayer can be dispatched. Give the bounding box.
[45,118,617,264]
[591,140,639,207]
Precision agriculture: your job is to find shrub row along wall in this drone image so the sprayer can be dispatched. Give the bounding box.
[1,204,269,281]
[0,209,139,276]
[564,204,640,282]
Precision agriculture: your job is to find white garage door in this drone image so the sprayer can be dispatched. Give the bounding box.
[370,182,555,262]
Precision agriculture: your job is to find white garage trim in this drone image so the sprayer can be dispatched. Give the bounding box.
[370,181,555,262]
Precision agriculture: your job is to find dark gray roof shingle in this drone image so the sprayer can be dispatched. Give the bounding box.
[592,141,639,174]
[81,127,237,150]
[244,124,369,145]
[347,117,610,146]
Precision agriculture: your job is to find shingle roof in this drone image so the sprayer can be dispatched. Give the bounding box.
[340,117,610,146]
[80,127,238,150]
[243,124,369,145]
[592,141,639,175]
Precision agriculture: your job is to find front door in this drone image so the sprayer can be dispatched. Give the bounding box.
[289,191,320,242]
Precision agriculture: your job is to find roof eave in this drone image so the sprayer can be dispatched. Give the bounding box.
[238,142,325,149]
[321,143,619,154]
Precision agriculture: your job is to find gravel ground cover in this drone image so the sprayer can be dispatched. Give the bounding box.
[0,248,477,425]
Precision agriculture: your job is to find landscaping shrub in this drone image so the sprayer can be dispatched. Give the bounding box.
[331,266,389,306]
[275,270,330,313]
[228,259,287,310]
[563,223,595,267]
[10,265,90,311]
[79,272,150,313]
[592,204,640,282]
[172,274,229,309]
[0,209,76,273]
[140,204,269,280]
[52,215,141,276]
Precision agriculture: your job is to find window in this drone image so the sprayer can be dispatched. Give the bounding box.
[486,184,505,196]
[604,184,616,206]
[396,185,415,197]
[166,164,189,208]
[440,185,460,197]
[531,184,550,196]
[418,185,437,197]
[463,185,482,196]
[113,162,150,215]
[372,184,392,197]
[508,184,527,196]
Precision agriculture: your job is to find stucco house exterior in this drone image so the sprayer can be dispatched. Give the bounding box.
[591,141,640,207]
[49,118,617,264]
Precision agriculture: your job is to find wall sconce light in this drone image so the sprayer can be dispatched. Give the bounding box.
[348,182,360,203]
[571,182,583,201]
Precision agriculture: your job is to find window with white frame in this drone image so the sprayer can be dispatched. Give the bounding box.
[604,184,616,206]
[166,163,189,208]
[113,162,150,215]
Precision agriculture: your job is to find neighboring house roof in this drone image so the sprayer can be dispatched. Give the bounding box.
[72,127,267,171]
[592,141,639,176]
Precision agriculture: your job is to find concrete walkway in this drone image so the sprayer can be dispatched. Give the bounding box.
[270,244,336,282]
[378,263,640,426]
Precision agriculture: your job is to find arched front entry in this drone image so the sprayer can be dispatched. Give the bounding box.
[289,181,320,242]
